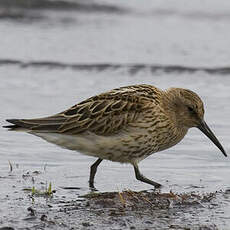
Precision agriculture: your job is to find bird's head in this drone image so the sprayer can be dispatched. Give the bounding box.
[165,87,227,157]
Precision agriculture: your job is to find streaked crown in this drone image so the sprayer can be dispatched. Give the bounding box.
[164,88,205,129]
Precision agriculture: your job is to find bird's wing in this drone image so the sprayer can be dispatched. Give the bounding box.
[5,84,161,135]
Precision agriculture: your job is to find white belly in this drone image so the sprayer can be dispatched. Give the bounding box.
[32,131,146,164]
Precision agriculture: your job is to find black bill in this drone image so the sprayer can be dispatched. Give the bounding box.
[198,120,227,157]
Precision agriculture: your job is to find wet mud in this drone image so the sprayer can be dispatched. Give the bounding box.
[1,190,227,229]
[0,167,229,230]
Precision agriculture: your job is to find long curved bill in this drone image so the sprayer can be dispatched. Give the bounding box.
[198,120,227,157]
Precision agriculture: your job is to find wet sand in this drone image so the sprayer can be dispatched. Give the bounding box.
[1,167,230,230]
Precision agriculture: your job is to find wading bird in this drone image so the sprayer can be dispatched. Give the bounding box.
[4,84,227,189]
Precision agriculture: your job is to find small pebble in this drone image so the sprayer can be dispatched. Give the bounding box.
[82,222,90,227]
[41,214,47,221]
[27,207,35,216]
[145,220,153,224]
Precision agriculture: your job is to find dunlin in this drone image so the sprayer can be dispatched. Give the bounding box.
[4,84,227,188]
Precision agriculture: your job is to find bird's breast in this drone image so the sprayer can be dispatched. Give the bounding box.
[128,112,188,156]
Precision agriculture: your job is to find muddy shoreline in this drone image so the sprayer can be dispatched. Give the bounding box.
[1,169,228,230]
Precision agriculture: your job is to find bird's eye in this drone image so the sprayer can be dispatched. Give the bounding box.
[187,106,194,112]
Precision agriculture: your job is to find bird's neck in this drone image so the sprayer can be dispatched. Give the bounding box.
[162,88,188,131]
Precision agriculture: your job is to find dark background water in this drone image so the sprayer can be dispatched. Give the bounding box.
[0,0,230,229]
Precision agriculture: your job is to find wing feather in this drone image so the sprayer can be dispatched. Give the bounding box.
[58,99,140,135]
[5,84,162,135]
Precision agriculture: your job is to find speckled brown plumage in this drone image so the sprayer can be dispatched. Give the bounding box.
[4,84,227,189]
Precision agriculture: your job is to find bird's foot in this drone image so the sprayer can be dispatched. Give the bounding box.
[89,183,99,192]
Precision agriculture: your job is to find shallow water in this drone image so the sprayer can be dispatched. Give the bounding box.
[0,0,230,229]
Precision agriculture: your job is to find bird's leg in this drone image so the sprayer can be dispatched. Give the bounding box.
[89,158,103,189]
[133,164,161,188]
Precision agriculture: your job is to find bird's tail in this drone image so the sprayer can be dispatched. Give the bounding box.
[3,116,66,132]
[3,119,27,130]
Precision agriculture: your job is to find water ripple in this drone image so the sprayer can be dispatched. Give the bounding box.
[1,59,230,75]
[0,0,126,13]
